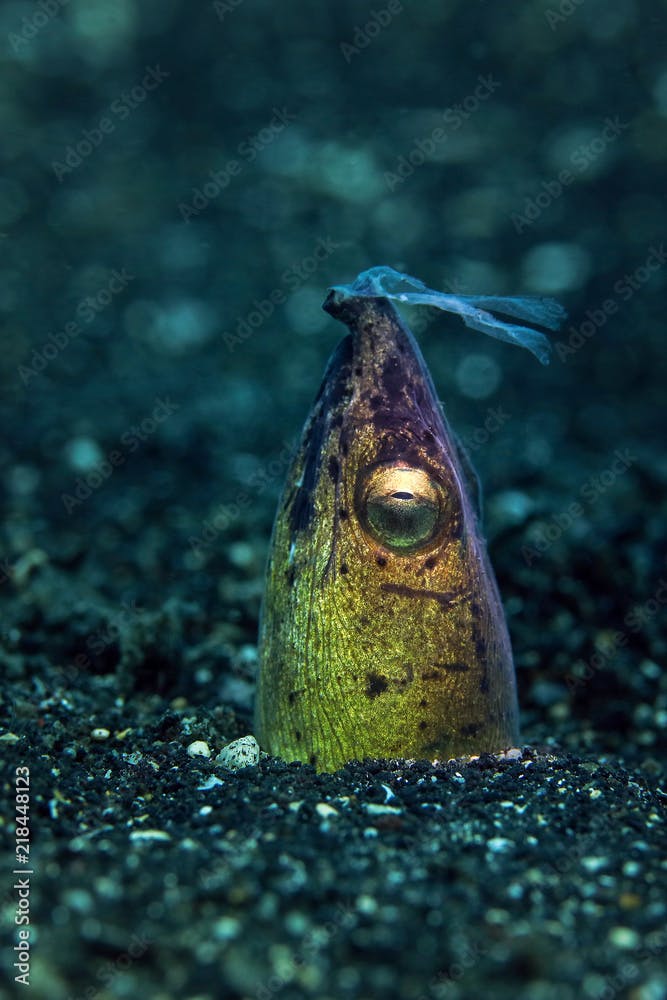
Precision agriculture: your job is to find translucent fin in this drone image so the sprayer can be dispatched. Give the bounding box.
[329,265,567,365]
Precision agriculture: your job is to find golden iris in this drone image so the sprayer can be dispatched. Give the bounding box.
[356,464,447,552]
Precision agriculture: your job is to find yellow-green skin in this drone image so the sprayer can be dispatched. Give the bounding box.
[255,292,519,772]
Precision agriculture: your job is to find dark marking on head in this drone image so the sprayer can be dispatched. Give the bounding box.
[459,722,481,737]
[309,753,317,767]
[381,354,405,399]
[419,698,428,708]
[376,556,387,567]
[339,508,348,520]
[433,661,469,673]
[327,455,340,483]
[419,720,428,730]
[366,672,389,698]
[294,729,302,740]
[380,582,459,612]
[288,335,353,538]
[340,562,349,574]
[288,689,304,705]
[423,556,437,570]
[286,564,296,587]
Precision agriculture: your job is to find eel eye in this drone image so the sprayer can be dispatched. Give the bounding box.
[356,464,448,552]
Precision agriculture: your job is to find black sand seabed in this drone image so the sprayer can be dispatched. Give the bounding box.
[2,1,667,997]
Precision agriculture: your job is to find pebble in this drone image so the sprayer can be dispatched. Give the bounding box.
[215,735,260,770]
[186,740,211,758]
[608,926,640,950]
[129,830,172,843]
[91,728,111,740]
[487,837,515,853]
[364,803,403,816]
[315,802,339,819]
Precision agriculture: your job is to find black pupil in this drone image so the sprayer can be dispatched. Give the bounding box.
[391,492,414,500]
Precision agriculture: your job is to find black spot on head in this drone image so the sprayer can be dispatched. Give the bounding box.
[288,689,303,705]
[286,564,296,587]
[376,556,387,567]
[419,720,428,731]
[424,556,437,570]
[294,729,302,740]
[436,662,469,673]
[419,698,428,708]
[327,455,340,483]
[339,508,348,520]
[355,366,362,376]
[366,672,389,698]
[309,753,317,767]
[340,563,349,574]
[381,354,405,400]
[289,336,353,537]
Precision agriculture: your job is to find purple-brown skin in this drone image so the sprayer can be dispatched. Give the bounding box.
[254,291,519,772]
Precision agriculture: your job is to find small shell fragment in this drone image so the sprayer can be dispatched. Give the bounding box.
[187,740,211,758]
[215,735,260,770]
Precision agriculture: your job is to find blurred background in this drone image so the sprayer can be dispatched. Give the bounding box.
[1,0,665,759]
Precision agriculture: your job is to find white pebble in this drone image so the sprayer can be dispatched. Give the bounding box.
[487,837,514,853]
[91,728,111,741]
[129,830,171,843]
[215,735,260,770]
[608,926,640,950]
[363,803,403,816]
[315,803,339,819]
[187,740,211,758]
